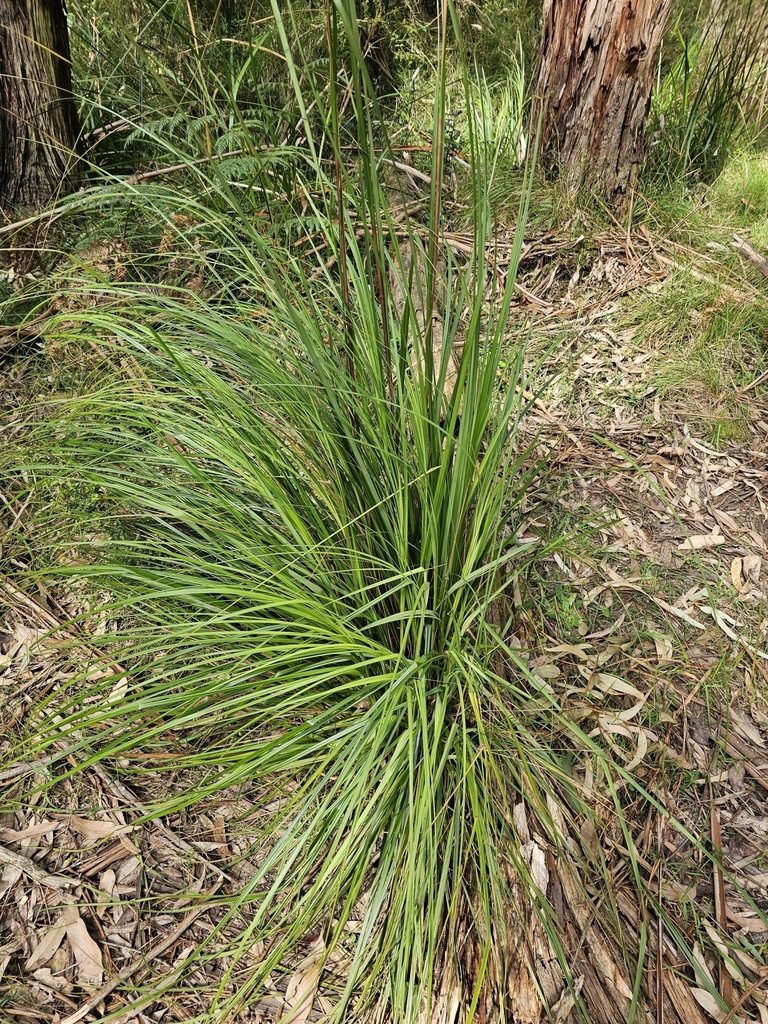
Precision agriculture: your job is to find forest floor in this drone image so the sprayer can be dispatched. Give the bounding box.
[3,162,768,1022]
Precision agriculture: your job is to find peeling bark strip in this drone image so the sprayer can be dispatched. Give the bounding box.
[534,0,672,210]
[0,0,79,211]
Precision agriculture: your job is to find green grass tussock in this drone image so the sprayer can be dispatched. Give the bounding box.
[6,6,580,1017]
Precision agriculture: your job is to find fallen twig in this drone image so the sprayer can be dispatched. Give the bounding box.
[733,233,768,280]
[125,148,244,184]
[0,845,77,893]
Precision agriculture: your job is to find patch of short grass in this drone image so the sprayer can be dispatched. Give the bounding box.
[711,152,768,229]
[610,272,768,435]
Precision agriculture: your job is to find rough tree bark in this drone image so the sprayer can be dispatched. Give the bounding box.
[0,0,80,211]
[534,0,673,210]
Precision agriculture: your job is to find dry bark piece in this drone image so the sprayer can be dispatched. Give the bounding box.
[558,864,633,1004]
[550,975,584,1021]
[0,844,77,892]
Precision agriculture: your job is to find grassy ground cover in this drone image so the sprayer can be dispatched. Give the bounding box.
[2,1,768,1022]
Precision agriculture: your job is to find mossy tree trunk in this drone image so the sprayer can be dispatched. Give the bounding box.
[0,0,79,212]
[534,0,673,211]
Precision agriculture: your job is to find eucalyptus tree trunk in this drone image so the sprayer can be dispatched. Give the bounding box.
[0,0,79,211]
[534,0,673,211]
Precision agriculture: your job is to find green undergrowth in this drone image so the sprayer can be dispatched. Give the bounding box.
[3,2,768,1022]
[645,0,768,186]
[630,276,768,394]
